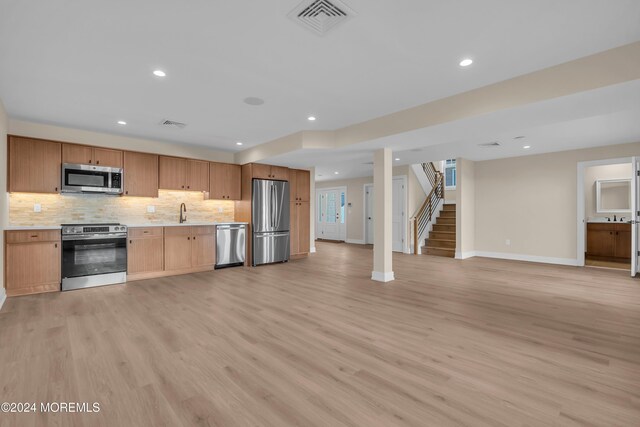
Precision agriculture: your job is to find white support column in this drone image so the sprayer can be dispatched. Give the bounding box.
[371,148,394,282]
[309,167,316,253]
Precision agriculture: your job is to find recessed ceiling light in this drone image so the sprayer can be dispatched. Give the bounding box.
[117,120,127,125]
[244,97,264,106]
[334,171,339,175]
[236,141,243,146]
[395,158,400,161]
[523,145,531,150]
[153,70,166,77]
[308,116,317,121]
[459,58,473,67]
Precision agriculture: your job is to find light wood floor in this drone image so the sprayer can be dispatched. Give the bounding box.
[1,242,640,426]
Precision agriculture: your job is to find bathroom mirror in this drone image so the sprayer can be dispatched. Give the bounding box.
[596,179,631,213]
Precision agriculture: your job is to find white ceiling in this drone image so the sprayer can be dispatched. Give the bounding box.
[1,0,639,153]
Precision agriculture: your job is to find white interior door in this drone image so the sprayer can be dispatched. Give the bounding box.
[392,178,406,252]
[317,188,346,241]
[365,184,374,244]
[632,157,639,277]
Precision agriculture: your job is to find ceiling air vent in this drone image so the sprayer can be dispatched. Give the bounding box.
[478,141,501,148]
[288,0,354,36]
[159,119,187,129]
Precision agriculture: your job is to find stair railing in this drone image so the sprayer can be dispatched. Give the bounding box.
[411,163,444,254]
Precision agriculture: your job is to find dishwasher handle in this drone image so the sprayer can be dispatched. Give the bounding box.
[217,225,245,230]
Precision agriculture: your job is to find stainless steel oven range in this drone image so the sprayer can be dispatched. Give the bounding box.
[61,223,127,291]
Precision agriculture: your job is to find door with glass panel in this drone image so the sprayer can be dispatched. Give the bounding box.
[317,188,346,241]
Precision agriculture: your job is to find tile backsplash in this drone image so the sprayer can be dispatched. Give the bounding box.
[9,190,235,226]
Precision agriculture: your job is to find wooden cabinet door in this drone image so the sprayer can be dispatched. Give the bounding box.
[271,166,289,181]
[164,227,192,270]
[586,230,615,257]
[186,159,209,192]
[290,202,299,255]
[9,137,61,193]
[124,151,158,197]
[62,143,93,164]
[298,201,310,253]
[252,163,272,180]
[615,229,631,259]
[94,148,123,168]
[289,170,298,201]
[226,164,242,200]
[128,236,164,274]
[6,242,60,296]
[159,156,187,190]
[209,162,227,199]
[192,227,215,267]
[296,170,310,202]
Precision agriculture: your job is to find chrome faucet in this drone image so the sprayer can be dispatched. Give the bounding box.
[179,203,187,223]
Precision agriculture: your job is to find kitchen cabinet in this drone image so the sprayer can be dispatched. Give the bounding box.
[62,143,123,168]
[290,169,310,202]
[210,162,241,200]
[123,151,158,197]
[164,226,215,271]
[159,156,209,192]
[251,163,289,181]
[290,201,310,257]
[127,227,164,277]
[4,230,61,296]
[8,136,61,193]
[586,223,631,260]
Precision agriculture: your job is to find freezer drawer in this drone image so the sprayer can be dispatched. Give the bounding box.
[253,232,290,266]
[216,225,246,268]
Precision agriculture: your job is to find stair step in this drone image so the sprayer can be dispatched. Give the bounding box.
[439,210,456,218]
[442,204,456,211]
[427,239,456,249]
[429,231,455,241]
[433,224,456,232]
[425,247,455,258]
[436,217,456,225]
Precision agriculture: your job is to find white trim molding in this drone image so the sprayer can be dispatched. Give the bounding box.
[346,238,365,245]
[473,251,578,266]
[371,271,395,282]
[0,289,6,312]
[310,246,316,253]
[455,251,476,260]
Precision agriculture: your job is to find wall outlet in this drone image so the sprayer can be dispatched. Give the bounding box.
[505,239,511,246]
[33,203,42,213]
[147,205,156,213]
[218,206,223,213]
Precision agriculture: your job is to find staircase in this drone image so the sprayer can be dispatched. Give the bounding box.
[423,204,456,257]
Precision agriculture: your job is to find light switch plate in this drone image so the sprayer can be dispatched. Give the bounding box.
[34,203,42,213]
[505,239,511,246]
[147,205,156,213]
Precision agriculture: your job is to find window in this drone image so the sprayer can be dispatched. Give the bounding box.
[444,159,456,190]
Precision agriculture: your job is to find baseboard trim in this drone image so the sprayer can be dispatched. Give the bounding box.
[310,246,316,253]
[0,290,6,312]
[346,239,366,245]
[371,271,395,282]
[455,251,476,260]
[444,200,456,204]
[473,251,579,266]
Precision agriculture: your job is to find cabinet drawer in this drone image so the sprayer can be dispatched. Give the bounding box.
[164,226,192,236]
[128,227,163,239]
[6,230,61,244]
[587,223,616,231]
[193,226,215,235]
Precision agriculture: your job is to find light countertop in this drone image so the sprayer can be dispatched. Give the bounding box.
[6,225,63,230]
[5,222,248,231]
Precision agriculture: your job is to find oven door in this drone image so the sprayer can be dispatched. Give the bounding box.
[62,235,127,279]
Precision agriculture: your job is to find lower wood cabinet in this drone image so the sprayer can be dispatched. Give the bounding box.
[127,227,164,278]
[4,230,61,296]
[586,223,631,260]
[290,201,310,257]
[164,226,215,272]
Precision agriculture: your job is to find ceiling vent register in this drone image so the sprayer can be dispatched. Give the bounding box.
[159,119,187,129]
[288,0,354,36]
[478,141,501,148]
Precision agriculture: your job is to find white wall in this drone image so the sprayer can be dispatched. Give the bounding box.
[0,99,8,308]
[472,141,640,264]
[456,158,475,258]
[584,163,632,220]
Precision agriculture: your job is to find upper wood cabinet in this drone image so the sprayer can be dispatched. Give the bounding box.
[251,163,289,181]
[124,151,158,197]
[210,162,241,200]
[159,156,209,192]
[5,229,61,296]
[8,136,61,194]
[290,169,310,202]
[62,143,123,168]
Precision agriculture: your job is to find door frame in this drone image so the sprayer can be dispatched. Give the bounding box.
[576,157,632,267]
[316,186,347,241]
[362,176,409,253]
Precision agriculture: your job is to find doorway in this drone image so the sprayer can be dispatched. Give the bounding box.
[317,187,347,241]
[364,177,407,252]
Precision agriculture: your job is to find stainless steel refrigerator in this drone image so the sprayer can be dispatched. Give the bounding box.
[252,179,290,266]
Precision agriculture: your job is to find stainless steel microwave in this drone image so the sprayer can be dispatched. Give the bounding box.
[61,163,123,194]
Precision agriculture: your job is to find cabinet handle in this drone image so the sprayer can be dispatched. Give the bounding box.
[88,159,92,164]
[125,191,129,195]
[188,237,190,240]
[31,234,38,238]
[54,243,58,248]
[96,160,100,165]
[55,187,58,192]
[193,236,196,240]
[187,186,190,189]
[129,240,132,244]
[143,230,149,233]
[182,185,185,189]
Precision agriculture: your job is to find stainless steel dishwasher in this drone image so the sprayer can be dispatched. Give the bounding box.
[215,223,246,268]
